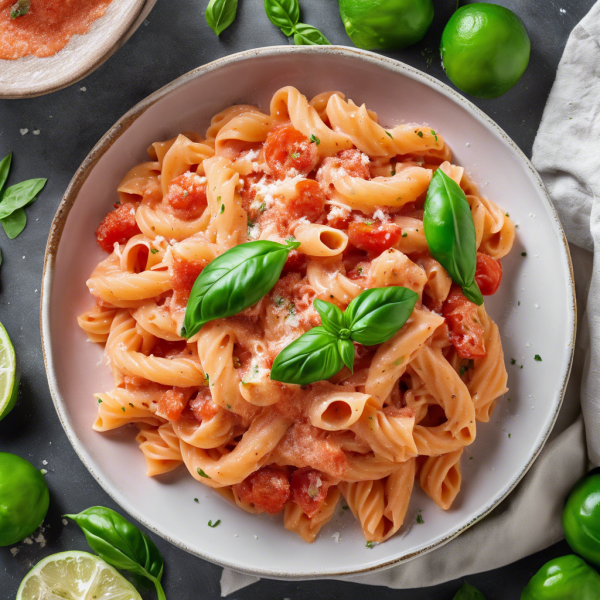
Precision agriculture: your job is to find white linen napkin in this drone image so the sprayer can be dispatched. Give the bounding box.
[220,2,600,594]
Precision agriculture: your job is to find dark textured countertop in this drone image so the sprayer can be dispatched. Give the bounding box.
[0,0,595,597]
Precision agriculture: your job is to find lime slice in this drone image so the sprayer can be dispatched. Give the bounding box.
[0,322,18,422]
[17,551,142,600]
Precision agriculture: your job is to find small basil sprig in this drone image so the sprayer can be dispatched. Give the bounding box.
[65,507,166,600]
[270,286,418,385]
[10,0,29,19]
[423,168,483,305]
[205,0,238,36]
[0,152,47,239]
[264,0,331,45]
[183,238,301,338]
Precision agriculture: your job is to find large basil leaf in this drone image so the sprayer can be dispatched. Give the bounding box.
[205,0,238,36]
[1,208,26,239]
[264,0,299,36]
[423,168,483,305]
[183,239,300,338]
[270,327,343,385]
[0,177,46,219]
[345,287,418,346]
[453,582,486,600]
[0,153,11,191]
[314,298,345,336]
[293,23,331,45]
[65,507,166,600]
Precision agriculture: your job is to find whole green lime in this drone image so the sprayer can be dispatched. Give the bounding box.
[441,3,530,99]
[339,0,434,50]
[0,453,49,546]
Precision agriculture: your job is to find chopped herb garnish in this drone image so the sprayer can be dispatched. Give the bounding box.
[402,232,407,238]
[290,152,301,159]
[129,403,134,408]
[285,236,297,244]
[510,358,516,365]
[220,204,225,214]
[507,398,511,402]
[150,248,159,254]
[460,365,467,376]
[394,357,403,366]
[416,514,424,524]
[357,266,363,275]
[197,468,210,479]
[385,131,393,139]
[274,295,284,306]
[121,407,125,412]
[415,130,423,138]
[310,134,320,145]
[534,354,542,362]
[469,456,473,460]
[96,398,102,404]
[430,129,438,142]
[208,519,221,528]
[521,252,527,257]
[183,191,189,198]
[364,220,374,226]
[518,301,521,306]
[520,365,524,369]
[226,404,231,410]
[217,196,221,201]
[391,169,396,176]
[259,202,267,212]
[342,504,349,511]
[10,0,29,19]
[506,212,510,217]
[288,303,296,316]
[366,541,375,549]
[194,498,199,503]
[508,433,511,438]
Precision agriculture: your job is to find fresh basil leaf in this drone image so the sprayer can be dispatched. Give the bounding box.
[205,0,238,36]
[0,178,46,219]
[1,208,26,239]
[338,338,355,372]
[345,287,418,346]
[453,582,486,600]
[270,327,343,385]
[264,0,299,36]
[423,169,483,305]
[314,299,345,335]
[293,22,331,45]
[65,507,166,600]
[0,153,12,192]
[183,239,300,338]
[462,278,483,305]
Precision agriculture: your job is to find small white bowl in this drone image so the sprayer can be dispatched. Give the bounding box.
[41,46,575,579]
[0,0,156,99]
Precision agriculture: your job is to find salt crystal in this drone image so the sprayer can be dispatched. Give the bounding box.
[20,128,28,135]
[331,532,341,543]
[62,519,69,526]
[80,86,87,92]
[42,460,48,466]
[33,129,40,136]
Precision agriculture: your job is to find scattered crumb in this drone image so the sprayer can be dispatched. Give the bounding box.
[331,532,341,543]
[465,142,470,147]
[42,460,48,466]
[10,548,19,557]
[20,128,28,135]
[40,469,48,475]
[560,8,566,13]
[23,536,34,545]
[80,86,87,92]
[253,535,258,540]
[62,518,69,526]
[33,129,40,136]
[534,303,540,308]
[34,532,47,548]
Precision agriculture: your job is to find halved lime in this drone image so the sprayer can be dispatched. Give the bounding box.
[0,322,18,421]
[17,551,142,600]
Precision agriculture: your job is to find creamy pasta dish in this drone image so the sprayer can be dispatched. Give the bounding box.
[79,87,513,544]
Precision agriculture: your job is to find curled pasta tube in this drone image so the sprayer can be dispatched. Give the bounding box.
[308,391,371,431]
[294,223,348,257]
[419,449,463,510]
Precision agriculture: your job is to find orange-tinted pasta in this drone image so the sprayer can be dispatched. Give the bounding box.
[79,87,513,543]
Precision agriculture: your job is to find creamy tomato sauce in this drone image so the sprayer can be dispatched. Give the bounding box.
[0,0,114,60]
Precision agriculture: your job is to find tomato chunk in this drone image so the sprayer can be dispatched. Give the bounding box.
[288,180,325,222]
[234,467,291,514]
[171,256,205,300]
[189,388,219,422]
[164,173,208,220]
[291,468,331,519]
[264,125,318,179]
[442,286,487,359]
[95,204,141,252]
[282,249,308,275]
[474,252,502,296]
[151,339,187,359]
[348,221,402,255]
[157,388,188,421]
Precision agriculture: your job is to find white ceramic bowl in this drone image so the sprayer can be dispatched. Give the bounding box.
[41,46,575,579]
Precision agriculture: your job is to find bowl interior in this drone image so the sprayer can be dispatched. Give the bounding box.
[42,47,575,578]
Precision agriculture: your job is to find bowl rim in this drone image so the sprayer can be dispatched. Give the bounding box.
[0,0,156,100]
[40,45,577,579]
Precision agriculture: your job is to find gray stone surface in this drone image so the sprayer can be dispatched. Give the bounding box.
[0,0,595,597]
